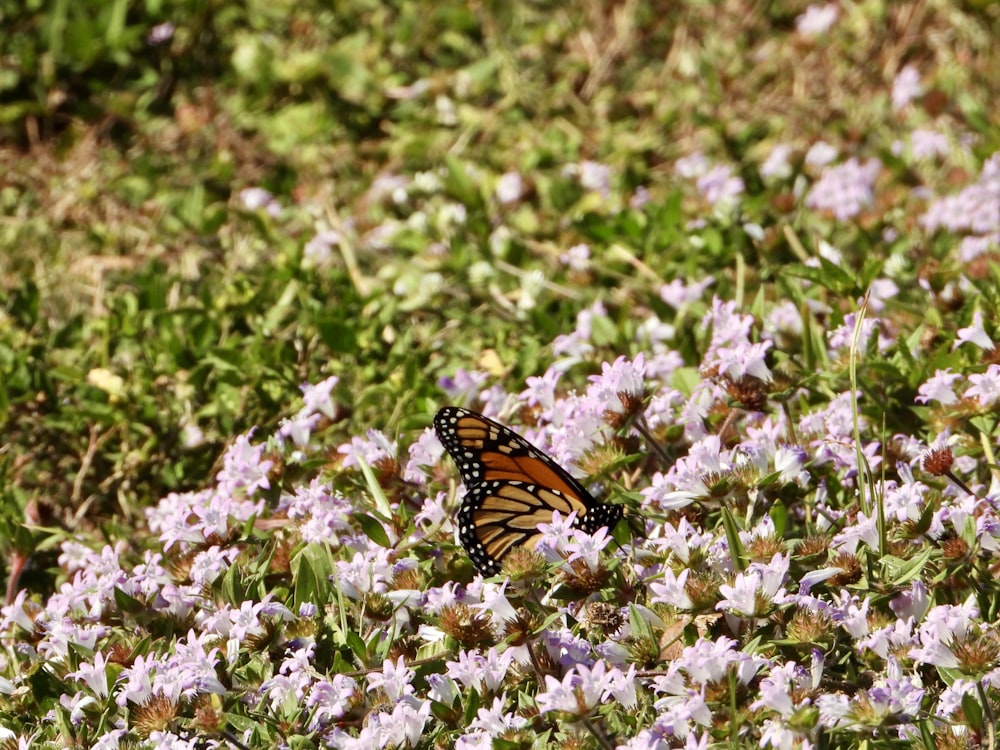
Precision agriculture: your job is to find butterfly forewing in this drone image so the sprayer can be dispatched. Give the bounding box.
[434,406,624,575]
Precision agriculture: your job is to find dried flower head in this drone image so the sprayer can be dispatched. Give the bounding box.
[439,604,496,649]
[132,695,180,738]
[922,446,954,476]
[724,375,770,412]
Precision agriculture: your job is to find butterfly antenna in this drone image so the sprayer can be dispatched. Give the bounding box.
[632,414,673,467]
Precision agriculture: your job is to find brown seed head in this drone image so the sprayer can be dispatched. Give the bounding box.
[922,446,954,476]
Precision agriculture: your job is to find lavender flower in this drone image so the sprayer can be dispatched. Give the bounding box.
[580,160,612,197]
[915,368,961,405]
[953,310,994,350]
[805,158,881,221]
[147,22,174,45]
[964,364,1000,407]
[892,65,923,111]
[239,187,281,217]
[920,153,1000,236]
[495,172,525,204]
[696,165,744,208]
[796,3,839,35]
[367,657,415,703]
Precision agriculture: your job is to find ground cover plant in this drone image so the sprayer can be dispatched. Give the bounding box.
[1,0,999,748]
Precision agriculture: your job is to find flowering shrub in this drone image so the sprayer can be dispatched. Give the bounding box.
[2,2,999,749]
[5,251,1000,748]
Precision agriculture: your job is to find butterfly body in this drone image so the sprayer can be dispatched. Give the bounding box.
[434,406,623,575]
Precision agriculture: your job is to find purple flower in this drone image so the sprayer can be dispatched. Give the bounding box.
[495,172,524,204]
[306,675,358,729]
[630,186,651,209]
[677,636,745,685]
[437,368,488,403]
[519,368,562,411]
[806,158,881,221]
[544,627,595,669]
[796,3,839,35]
[920,153,1000,236]
[716,554,789,618]
[335,548,395,599]
[564,526,612,572]
[909,128,952,160]
[303,229,341,267]
[299,376,339,419]
[364,700,431,747]
[805,141,838,168]
[92,729,126,750]
[404,428,445,483]
[580,160,612,197]
[147,22,174,45]
[675,152,709,178]
[892,65,923,111]
[953,310,994,350]
[189,545,238,586]
[759,718,810,750]
[216,431,273,495]
[278,478,353,544]
[936,678,977,718]
[761,144,793,180]
[468,693,528,734]
[455,732,492,750]
[831,510,879,555]
[367,657,415,703]
[696,165,744,207]
[239,187,281,217]
[337,429,396,469]
[276,412,320,451]
[552,302,606,362]
[534,510,581,559]
[857,618,916,660]
[446,648,512,693]
[116,653,155,706]
[889,580,930,622]
[536,662,608,715]
[649,568,694,609]
[37,619,108,662]
[471,581,518,626]
[709,339,773,382]
[915,368,961,405]
[586,354,647,415]
[658,277,716,310]
[750,660,809,716]
[559,243,591,272]
[964,364,1000,407]
[67,651,110,699]
[427,673,460,705]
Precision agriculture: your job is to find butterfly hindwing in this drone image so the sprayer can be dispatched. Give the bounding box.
[435,406,623,575]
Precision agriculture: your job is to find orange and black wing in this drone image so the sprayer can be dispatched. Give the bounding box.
[434,406,623,575]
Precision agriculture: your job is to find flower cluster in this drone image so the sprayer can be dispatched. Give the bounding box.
[3,254,998,749]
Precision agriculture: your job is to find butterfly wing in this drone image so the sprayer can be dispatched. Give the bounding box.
[434,406,623,574]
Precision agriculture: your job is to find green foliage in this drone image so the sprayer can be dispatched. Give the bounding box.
[0,0,999,745]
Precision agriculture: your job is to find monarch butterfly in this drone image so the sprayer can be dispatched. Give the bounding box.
[434,406,623,575]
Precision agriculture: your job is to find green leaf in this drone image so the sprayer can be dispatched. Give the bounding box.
[345,631,367,663]
[354,512,391,548]
[720,507,746,571]
[768,500,788,539]
[113,586,145,615]
[880,547,934,586]
[443,155,482,209]
[462,688,481,725]
[783,259,856,295]
[292,544,334,610]
[961,691,984,732]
